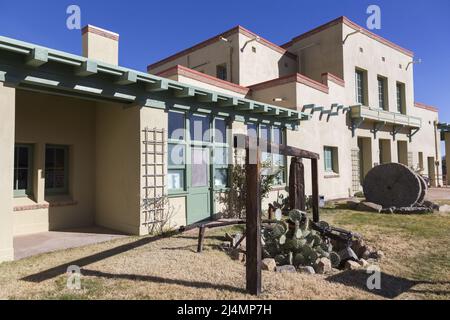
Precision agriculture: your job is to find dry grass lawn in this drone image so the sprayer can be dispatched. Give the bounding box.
[0,207,449,300]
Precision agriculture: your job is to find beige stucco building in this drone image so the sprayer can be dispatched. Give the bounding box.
[0,17,443,262]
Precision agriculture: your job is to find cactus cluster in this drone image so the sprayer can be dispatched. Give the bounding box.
[262,209,341,268]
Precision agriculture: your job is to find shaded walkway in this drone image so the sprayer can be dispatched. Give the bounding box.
[14,227,128,260]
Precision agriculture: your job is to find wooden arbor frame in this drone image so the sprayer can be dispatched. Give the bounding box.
[233,134,320,296]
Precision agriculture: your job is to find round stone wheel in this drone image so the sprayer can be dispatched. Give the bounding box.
[416,174,428,205]
[363,163,422,208]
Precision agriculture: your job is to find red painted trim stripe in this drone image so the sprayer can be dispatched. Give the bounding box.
[155,65,250,95]
[249,73,329,94]
[321,72,345,87]
[147,25,296,71]
[81,25,119,41]
[282,16,414,57]
[414,102,439,113]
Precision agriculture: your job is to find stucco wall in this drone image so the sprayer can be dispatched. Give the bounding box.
[238,33,297,86]
[14,90,96,235]
[149,33,240,84]
[286,23,344,82]
[95,102,141,235]
[0,83,15,261]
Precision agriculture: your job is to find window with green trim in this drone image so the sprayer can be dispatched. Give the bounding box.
[213,118,229,188]
[13,144,33,197]
[45,145,69,195]
[168,111,187,192]
[324,146,339,173]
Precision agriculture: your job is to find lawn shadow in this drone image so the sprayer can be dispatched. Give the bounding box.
[82,269,246,294]
[21,232,177,283]
[326,270,450,299]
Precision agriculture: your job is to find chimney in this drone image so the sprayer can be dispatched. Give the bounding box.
[82,25,119,65]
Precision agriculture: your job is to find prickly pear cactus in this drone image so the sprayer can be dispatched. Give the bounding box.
[262,210,335,270]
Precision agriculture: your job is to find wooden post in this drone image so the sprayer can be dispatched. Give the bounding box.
[197,225,206,253]
[289,157,306,211]
[245,144,261,296]
[311,158,320,222]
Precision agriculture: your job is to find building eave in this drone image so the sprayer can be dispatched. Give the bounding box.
[0,35,309,129]
[282,16,414,58]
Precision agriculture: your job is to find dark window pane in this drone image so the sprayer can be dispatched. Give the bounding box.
[215,119,227,143]
[45,148,54,168]
[17,169,28,190]
[168,111,185,140]
[54,170,65,188]
[18,147,29,167]
[190,115,210,142]
[45,146,68,192]
[55,148,65,168]
[45,170,54,188]
[247,123,257,139]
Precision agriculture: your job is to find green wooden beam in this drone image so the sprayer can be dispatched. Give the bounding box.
[115,71,137,85]
[174,87,195,98]
[25,48,48,67]
[275,110,293,118]
[218,97,238,107]
[236,101,254,111]
[251,104,269,113]
[146,79,169,92]
[198,92,218,103]
[75,60,98,77]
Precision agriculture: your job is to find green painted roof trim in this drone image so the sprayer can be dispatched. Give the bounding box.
[0,35,310,129]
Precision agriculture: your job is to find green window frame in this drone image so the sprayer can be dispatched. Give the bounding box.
[248,123,286,185]
[355,69,366,105]
[396,82,405,114]
[324,146,339,174]
[168,111,187,193]
[377,76,387,110]
[167,111,230,193]
[45,145,69,195]
[13,144,33,198]
[213,117,230,189]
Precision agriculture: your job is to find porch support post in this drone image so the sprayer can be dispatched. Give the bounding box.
[311,158,320,223]
[245,141,261,296]
[445,132,450,185]
[289,157,305,211]
[0,82,15,262]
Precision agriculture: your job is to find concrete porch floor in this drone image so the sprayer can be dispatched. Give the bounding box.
[14,227,129,260]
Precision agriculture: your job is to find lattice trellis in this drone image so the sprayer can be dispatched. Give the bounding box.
[351,148,361,192]
[142,127,166,226]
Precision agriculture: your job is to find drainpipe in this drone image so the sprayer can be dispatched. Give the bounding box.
[434,120,441,187]
[220,36,234,83]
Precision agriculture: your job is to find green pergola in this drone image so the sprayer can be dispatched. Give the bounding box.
[0,35,309,129]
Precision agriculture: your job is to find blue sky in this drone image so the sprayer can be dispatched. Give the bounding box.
[0,0,449,122]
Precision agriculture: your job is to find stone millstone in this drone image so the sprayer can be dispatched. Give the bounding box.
[363,163,422,208]
[416,174,428,205]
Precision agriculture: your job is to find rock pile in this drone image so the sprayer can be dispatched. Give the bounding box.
[224,210,380,275]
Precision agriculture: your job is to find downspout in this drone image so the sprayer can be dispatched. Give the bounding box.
[434,120,441,186]
[229,45,233,83]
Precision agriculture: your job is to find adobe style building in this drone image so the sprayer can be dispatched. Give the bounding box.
[0,17,443,262]
[148,16,442,203]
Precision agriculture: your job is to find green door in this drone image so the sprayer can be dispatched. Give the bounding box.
[187,146,211,224]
